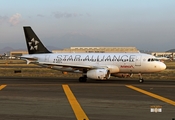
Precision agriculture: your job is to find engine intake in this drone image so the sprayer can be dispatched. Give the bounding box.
[87,69,110,80]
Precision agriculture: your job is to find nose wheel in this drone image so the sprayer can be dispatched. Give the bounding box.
[138,73,144,83]
[139,78,144,83]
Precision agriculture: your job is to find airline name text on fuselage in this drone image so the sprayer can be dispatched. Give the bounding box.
[53,54,137,63]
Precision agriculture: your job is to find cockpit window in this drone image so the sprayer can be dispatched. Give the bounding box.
[148,58,160,62]
[154,59,159,61]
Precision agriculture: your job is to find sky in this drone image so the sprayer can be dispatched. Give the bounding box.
[0,0,175,51]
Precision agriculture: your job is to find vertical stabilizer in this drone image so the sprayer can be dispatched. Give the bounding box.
[23,26,51,54]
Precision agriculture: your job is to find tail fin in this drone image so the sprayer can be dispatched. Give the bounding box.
[23,26,51,54]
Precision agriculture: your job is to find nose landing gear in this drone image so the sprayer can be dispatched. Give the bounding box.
[138,73,144,83]
[139,78,144,83]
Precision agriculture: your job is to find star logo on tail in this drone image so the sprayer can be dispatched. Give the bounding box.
[28,38,39,50]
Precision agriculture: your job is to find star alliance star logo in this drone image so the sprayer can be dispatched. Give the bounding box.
[28,38,39,50]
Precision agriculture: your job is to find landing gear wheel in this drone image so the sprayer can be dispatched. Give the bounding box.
[138,73,144,83]
[79,77,83,82]
[79,77,87,82]
[139,79,144,83]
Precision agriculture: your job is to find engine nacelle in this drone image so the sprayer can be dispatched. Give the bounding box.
[112,73,131,78]
[87,69,110,80]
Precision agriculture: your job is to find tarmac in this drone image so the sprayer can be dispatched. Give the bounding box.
[0,77,175,120]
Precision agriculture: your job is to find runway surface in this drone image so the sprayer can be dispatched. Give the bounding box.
[0,77,175,120]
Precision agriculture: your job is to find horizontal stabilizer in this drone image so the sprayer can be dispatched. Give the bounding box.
[20,56,38,64]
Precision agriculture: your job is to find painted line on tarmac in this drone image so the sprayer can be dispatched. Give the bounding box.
[126,85,175,106]
[0,85,6,90]
[62,84,89,120]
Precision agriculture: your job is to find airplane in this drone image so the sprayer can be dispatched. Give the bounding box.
[21,26,166,83]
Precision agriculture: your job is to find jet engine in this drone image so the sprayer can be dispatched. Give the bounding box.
[87,69,110,80]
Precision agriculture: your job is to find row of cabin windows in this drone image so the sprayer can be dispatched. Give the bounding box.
[54,59,133,62]
[56,58,159,62]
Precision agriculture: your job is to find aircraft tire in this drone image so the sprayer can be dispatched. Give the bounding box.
[79,77,87,82]
[139,79,144,83]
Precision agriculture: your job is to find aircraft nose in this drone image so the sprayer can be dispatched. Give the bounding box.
[160,62,166,70]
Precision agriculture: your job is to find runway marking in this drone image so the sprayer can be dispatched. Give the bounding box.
[126,85,175,106]
[62,84,89,120]
[0,85,6,90]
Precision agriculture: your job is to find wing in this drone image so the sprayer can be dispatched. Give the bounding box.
[38,62,109,73]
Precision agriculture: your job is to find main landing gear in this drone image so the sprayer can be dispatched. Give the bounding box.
[138,73,144,83]
[79,69,87,82]
[79,76,87,82]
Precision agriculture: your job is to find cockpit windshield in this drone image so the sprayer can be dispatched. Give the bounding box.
[148,58,160,62]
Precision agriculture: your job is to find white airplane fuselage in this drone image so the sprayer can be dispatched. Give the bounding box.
[23,52,166,74]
